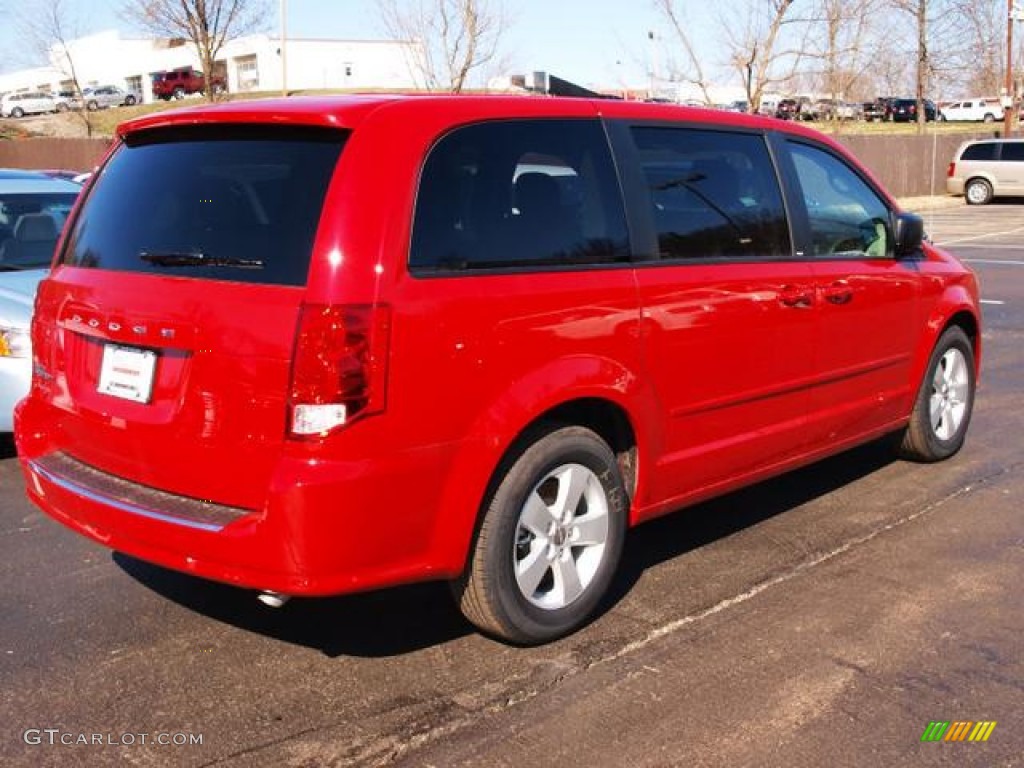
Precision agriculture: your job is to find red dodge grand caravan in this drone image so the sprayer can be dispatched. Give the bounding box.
[16,96,980,644]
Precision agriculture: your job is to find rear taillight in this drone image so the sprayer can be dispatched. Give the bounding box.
[947,161,956,178]
[288,303,391,438]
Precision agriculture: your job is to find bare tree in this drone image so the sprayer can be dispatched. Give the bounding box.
[807,0,881,107]
[655,0,715,105]
[18,0,95,136]
[121,0,267,99]
[949,0,1003,95]
[725,0,808,113]
[890,0,964,129]
[377,0,508,92]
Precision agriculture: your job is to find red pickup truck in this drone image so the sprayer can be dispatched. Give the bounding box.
[151,67,227,100]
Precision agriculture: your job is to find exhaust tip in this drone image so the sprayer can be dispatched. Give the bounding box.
[257,591,291,608]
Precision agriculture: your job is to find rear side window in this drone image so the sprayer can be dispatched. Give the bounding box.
[61,126,346,286]
[410,119,629,271]
[961,143,998,161]
[999,142,1024,161]
[630,127,790,260]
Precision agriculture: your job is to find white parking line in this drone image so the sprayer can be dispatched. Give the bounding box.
[938,225,1024,246]
[962,259,1024,266]
[981,299,1006,305]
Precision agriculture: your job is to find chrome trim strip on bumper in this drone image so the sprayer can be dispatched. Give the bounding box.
[28,453,252,533]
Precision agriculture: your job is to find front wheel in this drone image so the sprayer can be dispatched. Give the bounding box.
[454,425,627,644]
[899,326,976,462]
[124,95,136,106]
[86,100,98,111]
[10,107,23,118]
[173,87,185,100]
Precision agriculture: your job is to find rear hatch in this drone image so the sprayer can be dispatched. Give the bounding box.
[33,124,347,510]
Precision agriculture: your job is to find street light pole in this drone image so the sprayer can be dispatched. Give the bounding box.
[1006,0,1014,137]
[280,0,288,97]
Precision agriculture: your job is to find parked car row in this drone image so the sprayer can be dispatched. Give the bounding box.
[0,86,140,118]
[774,97,879,122]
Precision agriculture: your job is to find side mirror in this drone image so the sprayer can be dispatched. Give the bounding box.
[894,212,924,258]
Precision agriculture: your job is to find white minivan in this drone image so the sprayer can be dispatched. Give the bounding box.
[0,91,56,118]
[947,138,1024,204]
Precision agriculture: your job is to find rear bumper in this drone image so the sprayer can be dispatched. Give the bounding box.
[15,397,465,596]
[946,178,965,196]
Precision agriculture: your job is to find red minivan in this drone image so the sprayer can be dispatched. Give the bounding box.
[16,96,980,644]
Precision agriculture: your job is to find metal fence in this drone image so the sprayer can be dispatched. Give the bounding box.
[0,131,1001,199]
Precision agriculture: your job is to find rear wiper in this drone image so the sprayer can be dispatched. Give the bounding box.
[139,251,264,269]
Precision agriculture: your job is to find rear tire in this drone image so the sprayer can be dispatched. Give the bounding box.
[965,178,993,205]
[899,326,976,462]
[454,425,627,645]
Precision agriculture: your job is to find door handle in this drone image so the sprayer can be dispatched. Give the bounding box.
[822,280,853,305]
[779,285,814,308]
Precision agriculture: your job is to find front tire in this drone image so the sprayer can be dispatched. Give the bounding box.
[454,425,627,645]
[173,87,186,100]
[11,107,23,118]
[965,178,993,205]
[899,326,976,462]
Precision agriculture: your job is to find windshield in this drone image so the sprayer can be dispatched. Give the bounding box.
[60,125,347,286]
[0,192,78,270]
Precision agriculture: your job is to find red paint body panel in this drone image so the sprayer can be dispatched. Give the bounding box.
[15,95,982,598]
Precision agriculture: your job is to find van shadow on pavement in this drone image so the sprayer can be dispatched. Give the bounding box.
[115,436,899,658]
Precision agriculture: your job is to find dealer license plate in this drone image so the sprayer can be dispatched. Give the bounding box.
[97,344,157,403]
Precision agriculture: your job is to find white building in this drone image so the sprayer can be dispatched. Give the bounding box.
[0,30,420,102]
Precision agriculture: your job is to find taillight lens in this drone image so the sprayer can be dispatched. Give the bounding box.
[947,161,956,178]
[288,303,391,438]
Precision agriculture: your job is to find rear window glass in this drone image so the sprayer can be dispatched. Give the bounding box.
[0,192,79,269]
[61,126,346,286]
[961,143,998,161]
[410,119,629,271]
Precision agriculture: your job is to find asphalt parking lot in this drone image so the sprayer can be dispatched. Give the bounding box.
[1,200,1022,768]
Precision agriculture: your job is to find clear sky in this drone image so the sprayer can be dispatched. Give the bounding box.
[0,0,713,90]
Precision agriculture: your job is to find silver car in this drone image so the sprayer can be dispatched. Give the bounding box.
[947,138,1024,205]
[81,85,140,111]
[0,171,80,431]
